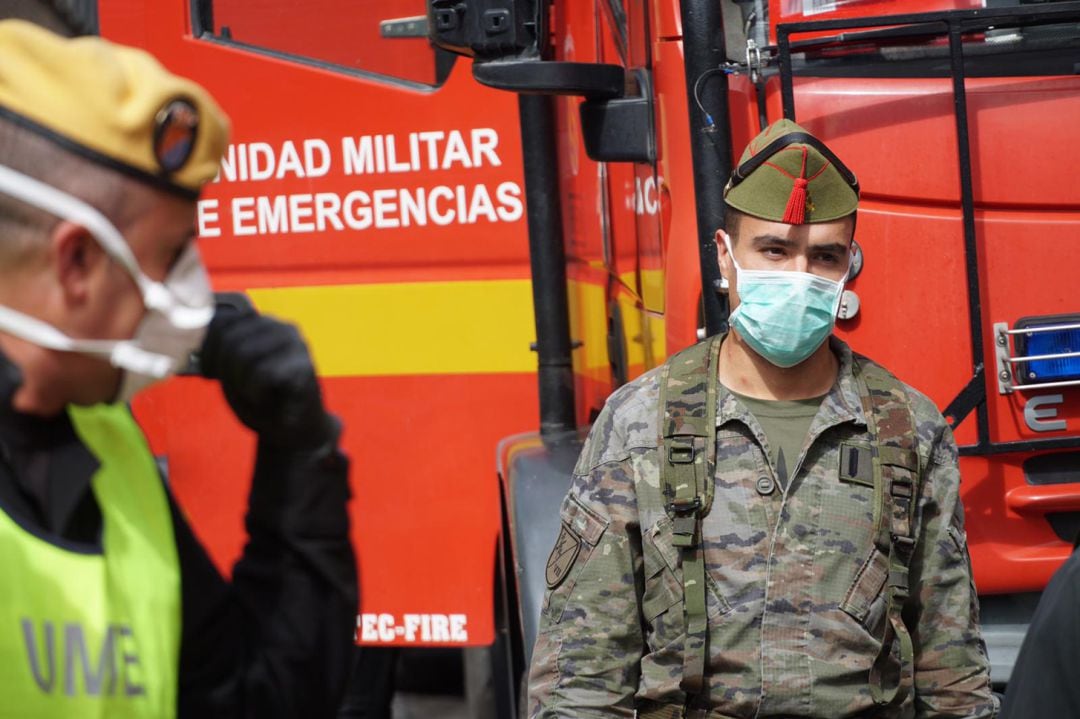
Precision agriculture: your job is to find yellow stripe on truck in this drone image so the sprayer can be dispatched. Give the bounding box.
[567,278,666,376]
[248,280,537,377]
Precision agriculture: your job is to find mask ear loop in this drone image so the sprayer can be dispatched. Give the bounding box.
[721,234,743,278]
[828,248,857,317]
[0,304,174,377]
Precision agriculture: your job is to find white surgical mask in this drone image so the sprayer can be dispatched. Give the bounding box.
[0,164,213,404]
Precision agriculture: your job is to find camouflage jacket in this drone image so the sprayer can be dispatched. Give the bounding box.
[527,337,997,718]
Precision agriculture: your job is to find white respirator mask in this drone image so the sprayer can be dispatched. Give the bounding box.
[0,164,213,404]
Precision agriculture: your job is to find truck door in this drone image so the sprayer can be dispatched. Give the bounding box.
[771,1,1080,682]
[105,0,536,652]
[556,0,669,421]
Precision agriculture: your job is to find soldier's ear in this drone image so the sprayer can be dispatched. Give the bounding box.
[715,229,732,282]
[52,221,106,308]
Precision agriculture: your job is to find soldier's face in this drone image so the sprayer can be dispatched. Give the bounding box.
[715,214,854,311]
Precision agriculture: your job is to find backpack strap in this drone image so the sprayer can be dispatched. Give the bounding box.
[657,335,722,704]
[853,357,921,708]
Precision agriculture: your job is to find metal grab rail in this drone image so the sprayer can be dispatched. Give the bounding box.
[1007,350,1080,364]
[1005,322,1080,336]
[995,322,1080,394]
[1005,378,1080,392]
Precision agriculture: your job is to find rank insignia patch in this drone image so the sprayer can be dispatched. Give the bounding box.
[545,523,581,589]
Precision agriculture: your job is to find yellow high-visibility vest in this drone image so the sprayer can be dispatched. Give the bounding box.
[0,403,180,718]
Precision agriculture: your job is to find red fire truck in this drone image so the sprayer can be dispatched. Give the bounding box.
[100,0,1080,713]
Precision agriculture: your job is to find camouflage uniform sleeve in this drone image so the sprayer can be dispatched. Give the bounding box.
[907,421,999,718]
[526,395,645,718]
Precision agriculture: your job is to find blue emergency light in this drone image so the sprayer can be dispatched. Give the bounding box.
[1015,315,1080,384]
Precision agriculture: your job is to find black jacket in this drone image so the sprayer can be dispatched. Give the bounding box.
[1000,546,1080,718]
[0,355,358,718]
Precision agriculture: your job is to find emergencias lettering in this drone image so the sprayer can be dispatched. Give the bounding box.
[21,618,145,698]
[214,182,523,237]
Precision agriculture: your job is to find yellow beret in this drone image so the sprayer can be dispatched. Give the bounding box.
[0,20,229,199]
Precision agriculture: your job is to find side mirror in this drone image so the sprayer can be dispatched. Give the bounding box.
[579,70,655,163]
[427,1,653,163]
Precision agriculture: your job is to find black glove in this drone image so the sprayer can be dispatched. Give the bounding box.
[0,351,22,408]
[198,303,337,451]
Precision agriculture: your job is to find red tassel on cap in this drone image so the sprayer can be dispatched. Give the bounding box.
[783,177,808,224]
[781,145,810,224]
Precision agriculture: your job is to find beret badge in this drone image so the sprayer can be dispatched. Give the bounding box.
[153,98,200,175]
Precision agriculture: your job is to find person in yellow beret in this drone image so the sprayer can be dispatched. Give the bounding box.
[0,20,356,718]
[527,120,997,718]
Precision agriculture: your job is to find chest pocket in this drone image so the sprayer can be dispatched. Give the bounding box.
[641,515,731,648]
[839,446,919,638]
[542,495,609,623]
[840,546,889,634]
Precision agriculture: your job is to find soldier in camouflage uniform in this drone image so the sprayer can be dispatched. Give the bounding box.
[527,120,998,718]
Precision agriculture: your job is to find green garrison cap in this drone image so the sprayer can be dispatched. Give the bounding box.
[724,119,859,224]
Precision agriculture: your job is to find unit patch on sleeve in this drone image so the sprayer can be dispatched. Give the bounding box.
[545,523,582,589]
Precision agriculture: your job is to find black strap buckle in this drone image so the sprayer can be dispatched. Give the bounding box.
[890,476,914,499]
[888,566,911,601]
[667,441,696,465]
